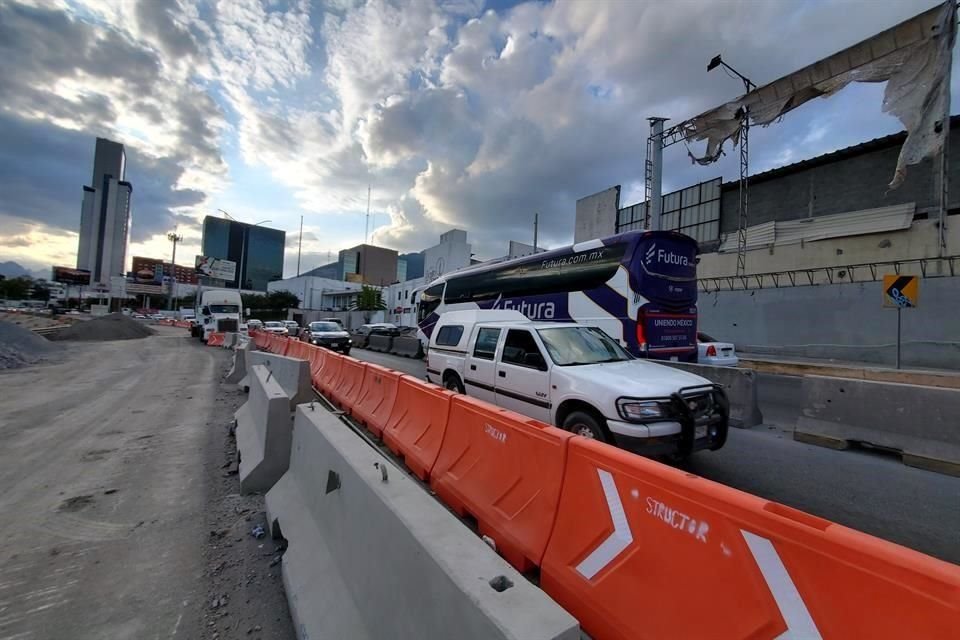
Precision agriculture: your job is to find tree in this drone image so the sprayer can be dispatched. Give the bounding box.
[354,285,386,311]
[0,277,30,300]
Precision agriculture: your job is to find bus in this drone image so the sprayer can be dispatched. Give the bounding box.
[415,230,700,361]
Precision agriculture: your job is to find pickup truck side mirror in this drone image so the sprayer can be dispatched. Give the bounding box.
[524,353,548,371]
[201,306,209,315]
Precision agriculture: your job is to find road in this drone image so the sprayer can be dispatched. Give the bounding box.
[350,347,960,565]
[0,327,293,640]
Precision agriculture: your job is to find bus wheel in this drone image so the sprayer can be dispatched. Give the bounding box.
[562,410,608,442]
[443,373,464,394]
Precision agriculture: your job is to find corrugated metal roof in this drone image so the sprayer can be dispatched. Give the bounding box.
[719,203,915,252]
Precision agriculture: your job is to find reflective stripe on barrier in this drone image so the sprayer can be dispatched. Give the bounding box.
[382,378,453,482]
[331,358,366,412]
[207,332,225,346]
[540,437,960,640]
[317,352,344,397]
[430,395,572,573]
[351,364,403,437]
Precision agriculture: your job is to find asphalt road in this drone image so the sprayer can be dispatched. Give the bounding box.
[350,347,960,565]
[0,327,293,640]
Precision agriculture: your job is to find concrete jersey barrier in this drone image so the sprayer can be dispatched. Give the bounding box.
[265,405,579,640]
[390,335,423,358]
[795,375,960,476]
[235,364,294,494]
[367,334,393,353]
[226,339,255,384]
[245,352,312,409]
[660,361,763,427]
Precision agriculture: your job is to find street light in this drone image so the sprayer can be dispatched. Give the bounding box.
[217,209,271,290]
[166,230,182,310]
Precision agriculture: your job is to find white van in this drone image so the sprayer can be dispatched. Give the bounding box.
[426,310,729,460]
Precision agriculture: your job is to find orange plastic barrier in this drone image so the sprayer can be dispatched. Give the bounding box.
[382,379,453,482]
[430,395,572,573]
[286,340,309,361]
[207,332,225,346]
[540,437,960,640]
[330,358,366,412]
[351,364,403,437]
[279,337,294,356]
[306,346,326,389]
[254,331,268,349]
[317,352,344,397]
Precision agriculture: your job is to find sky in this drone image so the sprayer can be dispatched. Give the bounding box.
[0,0,955,279]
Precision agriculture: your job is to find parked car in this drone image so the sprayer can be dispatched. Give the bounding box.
[247,319,263,330]
[133,313,148,320]
[283,320,301,338]
[262,321,288,335]
[304,321,352,354]
[697,332,739,367]
[427,310,729,461]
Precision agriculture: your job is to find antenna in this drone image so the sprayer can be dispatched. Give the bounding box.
[533,212,539,251]
[364,185,371,245]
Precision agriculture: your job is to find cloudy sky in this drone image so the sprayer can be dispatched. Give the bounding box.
[0,0,954,278]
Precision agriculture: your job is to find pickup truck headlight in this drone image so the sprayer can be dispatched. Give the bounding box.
[616,398,668,421]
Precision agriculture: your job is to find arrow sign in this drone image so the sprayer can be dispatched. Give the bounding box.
[883,274,919,308]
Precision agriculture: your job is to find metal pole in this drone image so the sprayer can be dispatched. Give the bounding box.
[364,185,371,245]
[896,306,902,370]
[238,227,246,291]
[533,213,539,251]
[297,215,303,276]
[646,118,667,230]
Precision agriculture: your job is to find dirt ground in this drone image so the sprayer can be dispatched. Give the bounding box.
[0,326,293,639]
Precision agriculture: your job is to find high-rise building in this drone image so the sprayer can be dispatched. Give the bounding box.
[77,138,132,285]
[200,216,285,291]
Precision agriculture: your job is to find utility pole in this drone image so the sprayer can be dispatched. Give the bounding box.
[297,215,303,276]
[533,213,539,251]
[364,185,371,245]
[166,231,182,311]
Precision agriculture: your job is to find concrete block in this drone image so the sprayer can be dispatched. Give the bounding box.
[245,352,312,409]
[265,405,579,640]
[660,361,763,427]
[222,332,238,349]
[226,340,255,384]
[796,375,960,476]
[235,365,294,494]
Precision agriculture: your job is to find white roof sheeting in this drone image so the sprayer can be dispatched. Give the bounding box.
[719,203,915,252]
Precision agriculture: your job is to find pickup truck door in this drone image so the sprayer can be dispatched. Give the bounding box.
[494,328,552,423]
[463,326,502,404]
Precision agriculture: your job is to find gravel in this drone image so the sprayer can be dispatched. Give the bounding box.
[0,320,60,369]
[51,312,155,341]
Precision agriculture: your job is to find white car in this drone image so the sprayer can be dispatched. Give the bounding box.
[426,310,729,460]
[283,320,301,337]
[697,332,739,367]
[262,321,288,335]
[247,319,263,330]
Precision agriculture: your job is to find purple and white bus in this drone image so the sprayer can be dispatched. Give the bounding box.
[416,230,699,361]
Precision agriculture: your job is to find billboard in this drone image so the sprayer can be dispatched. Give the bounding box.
[195,255,237,281]
[52,266,91,286]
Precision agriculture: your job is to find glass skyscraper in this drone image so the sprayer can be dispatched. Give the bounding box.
[201,216,285,291]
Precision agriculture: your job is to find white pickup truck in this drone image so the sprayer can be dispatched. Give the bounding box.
[426,310,729,460]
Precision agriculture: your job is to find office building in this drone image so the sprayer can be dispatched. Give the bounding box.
[200,216,285,291]
[77,138,132,285]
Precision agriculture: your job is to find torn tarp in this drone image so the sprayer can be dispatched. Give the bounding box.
[685,0,956,188]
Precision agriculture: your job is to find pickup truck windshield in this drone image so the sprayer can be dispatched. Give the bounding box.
[309,322,340,332]
[209,305,239,313]
[537,326,633,366]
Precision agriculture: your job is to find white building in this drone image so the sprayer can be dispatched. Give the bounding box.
[267,276,364,311]
[423,229,471,282]
[77,138,132,286]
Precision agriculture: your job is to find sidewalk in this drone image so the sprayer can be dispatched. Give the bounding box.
[739,353,960,389]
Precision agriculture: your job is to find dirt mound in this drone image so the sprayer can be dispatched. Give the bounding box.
[0,320,60,369]
[51,312,155,342]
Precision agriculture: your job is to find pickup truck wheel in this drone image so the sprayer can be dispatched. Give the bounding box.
[562,410,608,443]
[443,373,465,394]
